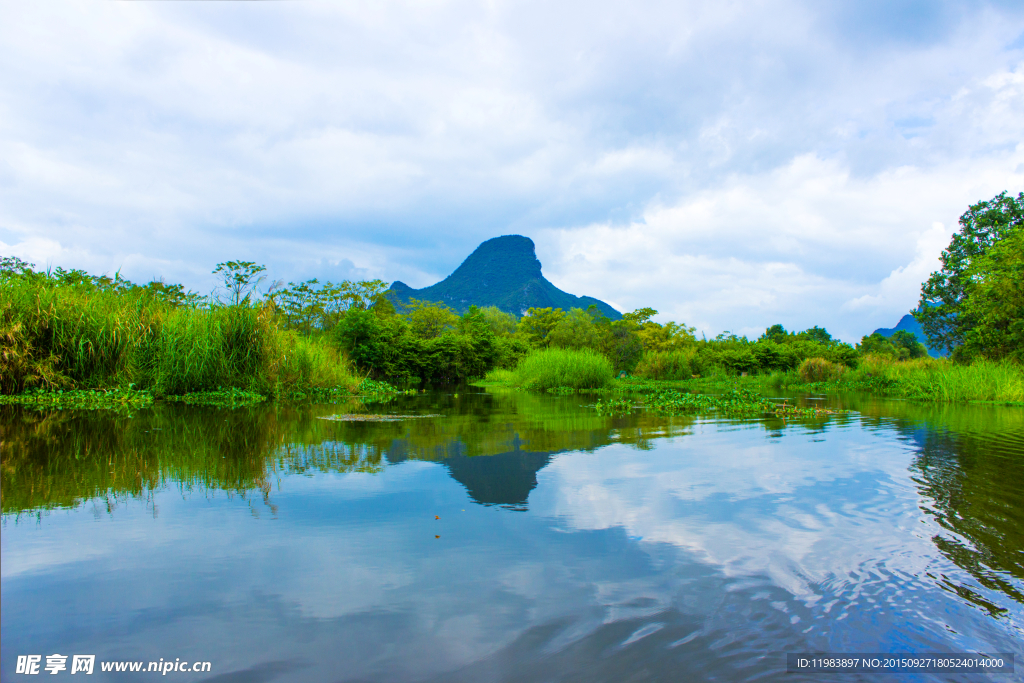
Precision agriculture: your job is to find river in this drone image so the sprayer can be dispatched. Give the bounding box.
[2,388,1022,681]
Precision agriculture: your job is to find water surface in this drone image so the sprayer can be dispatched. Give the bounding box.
[2,389,1022,681]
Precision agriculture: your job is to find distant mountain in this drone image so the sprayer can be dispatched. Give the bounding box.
[873,313,947,357]
[387,235,622,319]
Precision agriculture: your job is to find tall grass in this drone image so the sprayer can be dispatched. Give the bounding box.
[851,354,1024,402]
[481,367,516,385]
[798,357,848,382]
[273,332,357,390]
[1,276,359,396]
[627,350,1024,404]
[509,347,614,391]
[142,305,276,394]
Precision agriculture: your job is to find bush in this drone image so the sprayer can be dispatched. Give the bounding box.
[633,349,695,380]
[512,348,614,391]
[493,335,532,369]
[798,357,848,383]
[333,305,500,385]
[751,341,800,372]
[717,348,756,374]
[637,338,855,379]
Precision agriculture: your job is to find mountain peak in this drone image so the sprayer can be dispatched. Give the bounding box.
[452,235,542,280]
[387,235,621,319]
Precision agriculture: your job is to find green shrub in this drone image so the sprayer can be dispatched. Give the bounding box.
[638,337,856,379]
[633,349,695,380]
[512,348,614,391]
[493,335,532,369]
[333,306,500,385]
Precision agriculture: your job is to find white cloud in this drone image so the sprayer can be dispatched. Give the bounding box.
[540,143,1024,341]
[842,221,953,313]
[1,0,1023,334]
[529,428,939,603]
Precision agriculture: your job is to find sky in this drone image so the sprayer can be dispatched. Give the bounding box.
[1,0,1023,342]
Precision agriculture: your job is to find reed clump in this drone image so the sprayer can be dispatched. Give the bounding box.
[798,357,848,383]
[481,367,516,385]
[0,315,69,394]
[1,273,359,397]
[509,348,614,391]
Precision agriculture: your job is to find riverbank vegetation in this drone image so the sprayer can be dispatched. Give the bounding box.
[505,347,614,391]
[477,192,1023,405]
[0,258,382,407]
[3,192,1020,405]
[613,354,1024,404]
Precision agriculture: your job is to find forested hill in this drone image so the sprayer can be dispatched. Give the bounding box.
[387,235,622,320]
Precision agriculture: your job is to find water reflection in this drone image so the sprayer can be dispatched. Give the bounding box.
[820,396,1024,609]
[1,390,705,514]
[2,389,1023,682]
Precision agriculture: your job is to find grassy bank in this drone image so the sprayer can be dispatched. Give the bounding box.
[1,269,370,406]
[846,355,1024,402]
[480,346,1023,405]
[618,354,1024,404]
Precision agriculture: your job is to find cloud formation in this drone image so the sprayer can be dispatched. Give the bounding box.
[1,0,1023,339]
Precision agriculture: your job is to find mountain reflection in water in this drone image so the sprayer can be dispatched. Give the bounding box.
[2,388,1022,683]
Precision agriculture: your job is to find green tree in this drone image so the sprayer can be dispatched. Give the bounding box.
[339,279,390,311]
[455,305,497,377]
[141,280,203,308]
[598,315,645,373]
[480,306,518,336]
[404,298,459,339]
[621,307,657,326]
[0,256,34,276]
[638,321,696,352]
[213,261,266,306]
[760,324,789,342]
[275,279,324,334]
[857,332,900,358]
[798,326,834,345]
[958,227,1024,361]
[276,279,390,334]
[517,307,565,347]
[332,306,416,379]
[548,308,601,349]
[916,191,1024,353]
[890,330,928,359]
